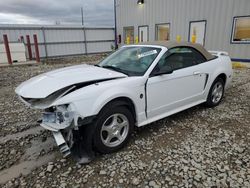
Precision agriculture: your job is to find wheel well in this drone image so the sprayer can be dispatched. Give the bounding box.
[217,73,227,84]
[100,97,137,123]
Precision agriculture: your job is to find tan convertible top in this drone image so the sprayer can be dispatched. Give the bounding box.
[137,41,214,61]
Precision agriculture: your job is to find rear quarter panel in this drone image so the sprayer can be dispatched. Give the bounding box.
[200,55,232,99]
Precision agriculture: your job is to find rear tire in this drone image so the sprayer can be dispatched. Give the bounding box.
[93,104,134,154]
[205,77,225,107]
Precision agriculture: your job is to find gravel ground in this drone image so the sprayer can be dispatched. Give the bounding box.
[0,57,249,187]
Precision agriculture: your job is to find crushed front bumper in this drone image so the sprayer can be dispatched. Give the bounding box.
[52,130,94,164]
[52,131,71,158]
[40,107,95,164]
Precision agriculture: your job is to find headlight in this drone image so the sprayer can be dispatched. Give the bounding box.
[42,111,74,125]
[42,112,57,123]
[41,105,75,131]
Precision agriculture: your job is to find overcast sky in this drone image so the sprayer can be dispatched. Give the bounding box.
[0,0,114,26]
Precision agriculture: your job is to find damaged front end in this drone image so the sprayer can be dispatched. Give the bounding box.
[19,86,96,164]
[15,64,128,164]
[41,105,75,157]
[41,104,95,164]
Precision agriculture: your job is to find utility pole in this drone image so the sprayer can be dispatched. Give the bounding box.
[81,7,88,55]
[114,0,118,49]
[81,7,84,26]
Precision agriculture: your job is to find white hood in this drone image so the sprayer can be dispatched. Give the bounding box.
[15,64,127,99]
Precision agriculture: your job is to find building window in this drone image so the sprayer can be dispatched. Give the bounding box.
[156,23,170,41]
[189,20,206,46]
[232,16,250,43]
[124,26,134,44]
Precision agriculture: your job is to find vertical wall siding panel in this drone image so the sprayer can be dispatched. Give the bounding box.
[86,29,114,41]
[182,1,188,41]
[87,42,114,54]
[216,1,225,50]
[166,0,172,40]
[45,29,85,43]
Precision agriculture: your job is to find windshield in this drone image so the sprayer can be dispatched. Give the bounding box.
[98,46,162,76]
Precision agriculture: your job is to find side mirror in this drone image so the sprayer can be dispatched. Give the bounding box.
[152,65,173,76]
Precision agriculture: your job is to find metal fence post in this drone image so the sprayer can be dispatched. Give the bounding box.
[26,35,32,60]
[3,34,12,65]
[42,27,48,58]
[114,0,118,49]
[83,27,88,55]
[33,34,40,62]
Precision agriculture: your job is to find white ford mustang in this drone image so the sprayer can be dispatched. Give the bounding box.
[16,41,232,163]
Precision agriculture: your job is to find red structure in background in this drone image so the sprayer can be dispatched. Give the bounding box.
[26,35,32,60]
[2,34,40,64]
[3,34,12,65]
[33,34,40,63]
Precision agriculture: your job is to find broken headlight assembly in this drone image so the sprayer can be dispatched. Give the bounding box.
[41,105,75,131]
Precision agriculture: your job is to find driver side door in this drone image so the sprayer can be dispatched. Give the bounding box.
[146,47,207,118]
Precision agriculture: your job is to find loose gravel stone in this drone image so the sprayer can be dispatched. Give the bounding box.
[132,177,140,186]
[99,170,107,175]
[47,164,54,172]
[0,62,250,188]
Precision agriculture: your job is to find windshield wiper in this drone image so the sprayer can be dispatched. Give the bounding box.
[94,64,100,67]
[101,65,128,75]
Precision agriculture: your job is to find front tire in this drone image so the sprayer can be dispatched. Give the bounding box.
[205,77,225,107]
[93,104,134,154]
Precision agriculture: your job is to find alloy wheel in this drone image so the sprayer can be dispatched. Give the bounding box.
[211,82,223,104]
[100,113,129,147]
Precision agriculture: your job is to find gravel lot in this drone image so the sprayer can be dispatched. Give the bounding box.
[0,56,249,188]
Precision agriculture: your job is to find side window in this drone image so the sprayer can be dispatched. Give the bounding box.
[190,48,207,64]
[163,47,206,71]
[151,47,206,76]
[150,51,171,76]
[157,51,170,69]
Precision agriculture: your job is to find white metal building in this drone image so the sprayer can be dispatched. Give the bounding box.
[115,0,250,61]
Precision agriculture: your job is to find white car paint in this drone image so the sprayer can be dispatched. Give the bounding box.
[16,64,127,98]
[51,76,147,124]
[147,64,207,118]
[15,45,232,129]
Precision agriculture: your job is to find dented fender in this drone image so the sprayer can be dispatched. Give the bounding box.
[51,77,146,124]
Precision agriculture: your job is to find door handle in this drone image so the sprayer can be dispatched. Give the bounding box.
[193,71,201,75]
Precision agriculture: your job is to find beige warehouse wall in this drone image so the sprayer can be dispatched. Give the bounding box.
[116,0,250,60]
